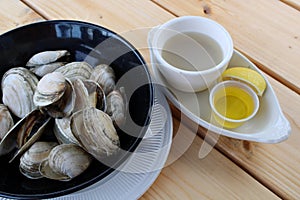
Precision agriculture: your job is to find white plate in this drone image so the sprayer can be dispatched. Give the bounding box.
[0,89,173,200]
[151,50,291,143]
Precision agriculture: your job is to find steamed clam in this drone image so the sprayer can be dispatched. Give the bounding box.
[1,67,38,118]
[55,62,93,82]
[71,107,120,161]
[39,144,92,181]
[26,50,70,67]
[30,62,66,77]
[90,64,116,95]
[33,72,75,118]
[82,80,106,111]
[106,89,125,126]
[0,104,14,140]
[19,141,58,179]
[54,117,80,146]
[33,72,66,107]
[73,79,106,113]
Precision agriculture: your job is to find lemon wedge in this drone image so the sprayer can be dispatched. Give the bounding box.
[222,67,267,96]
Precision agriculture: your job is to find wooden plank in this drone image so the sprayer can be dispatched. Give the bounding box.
[20,0,281,199]
[22,0,174,64]
[171,74,300,199]
[152,0,300,94]
[140,118,279,200]
[0,0,43,34]
[22,0,172,32]
[281,0,300,11]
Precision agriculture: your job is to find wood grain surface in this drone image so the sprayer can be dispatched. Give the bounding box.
[0,0,43,34]
[22,0,174,64]
[140,118,279,200]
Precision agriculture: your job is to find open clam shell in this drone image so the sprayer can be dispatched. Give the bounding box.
[73,79,93,113]
[0,109,50,159]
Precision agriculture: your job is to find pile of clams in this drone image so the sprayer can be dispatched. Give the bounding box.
[0,50,126,181]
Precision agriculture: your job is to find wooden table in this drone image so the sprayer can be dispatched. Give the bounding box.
[1,0,300,199]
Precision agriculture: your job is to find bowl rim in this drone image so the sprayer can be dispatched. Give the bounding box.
[209,80,260,123]
[0,19,154,199]
[151,16,234,76]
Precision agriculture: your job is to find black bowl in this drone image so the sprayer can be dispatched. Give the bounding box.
[0,20,153,199]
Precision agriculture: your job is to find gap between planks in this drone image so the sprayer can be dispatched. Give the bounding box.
[281,0,300,11]
[20,0,48,20]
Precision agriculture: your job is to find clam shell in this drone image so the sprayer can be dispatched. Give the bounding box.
[10,115,51,163]
[0,104,14,140]
[0,109,49,158]
[70,107,119,161]
[73,79,106,113]
[26,50,70,67]
[55,61,93,82]
[1,67,38,118]
[73,79,93,113]
[90,64,115,95]
[54,117,80,145]
[19,141,58,179]
[30,62,66,77]
[33,72,66,107]
[106,89,125,126]
[41,78,76,118]
[83,80,106,112]
[39,144,92,181]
